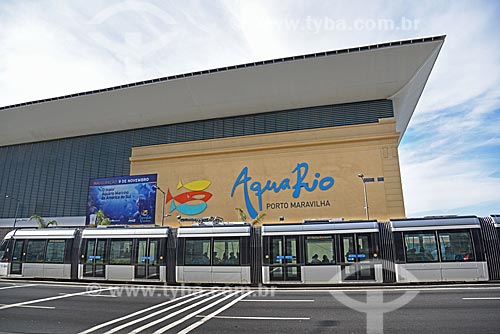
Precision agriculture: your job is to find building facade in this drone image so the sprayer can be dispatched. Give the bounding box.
[0,36,445,227]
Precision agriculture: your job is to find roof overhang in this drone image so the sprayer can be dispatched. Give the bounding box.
[0,36,444,147]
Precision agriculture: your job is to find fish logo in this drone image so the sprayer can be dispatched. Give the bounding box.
[177,179,211,191]
[166,179,213,215]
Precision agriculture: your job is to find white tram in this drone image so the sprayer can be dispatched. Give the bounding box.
[261,220,383,284]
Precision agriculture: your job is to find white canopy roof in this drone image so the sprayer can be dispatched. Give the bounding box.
[0,36,444,147]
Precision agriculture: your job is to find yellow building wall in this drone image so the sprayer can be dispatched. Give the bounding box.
[130,118,405,227]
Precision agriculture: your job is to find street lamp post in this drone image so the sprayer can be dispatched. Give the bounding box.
[5,195,21,229]
[153,186,166,226]
[357,174,370,220]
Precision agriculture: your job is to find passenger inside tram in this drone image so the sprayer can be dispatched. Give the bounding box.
[213,252,221,264]
[221,252,228,263]
[202,252,210,264]
[310,254,321,264]
[407,248,417,261]
[228,252,237,264]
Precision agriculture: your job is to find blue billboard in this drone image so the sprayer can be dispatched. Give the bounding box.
[86,174,157,225]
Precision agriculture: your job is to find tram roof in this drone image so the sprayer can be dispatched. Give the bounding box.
[491,215,500,227]
[261,221,379,236]
[6,228,78,239]
[177,224,251,238]
[81,227,169,238]
[390,216,480,231]
[0,36,444,147]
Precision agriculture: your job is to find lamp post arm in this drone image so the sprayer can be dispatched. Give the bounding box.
[4,195,21,229]
[357,174,370,221]
[362,180,370,220]
[154,186,166,227]
[13,200,20,229]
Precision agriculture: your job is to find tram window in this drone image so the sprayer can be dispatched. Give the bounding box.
[184,239,211,265]
[109,239,133,265]
[213,239,240,265]
[149,240,158,265]
[438,230,475,262]
[12,240,24,261]
[270,237,283,265]
[45,240,66,263]
[0,240,7,260]
[357,234,376,261]
[285,237,299,264]
[137,240,147,263]
[305,236,335,265]
[404,232,438,263]
[342,235,355,262]
[25,240,46,263]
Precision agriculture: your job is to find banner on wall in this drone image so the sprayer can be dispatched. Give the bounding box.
[86,174,157,225]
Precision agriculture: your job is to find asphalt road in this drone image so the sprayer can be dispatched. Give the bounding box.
[0,280,499,334]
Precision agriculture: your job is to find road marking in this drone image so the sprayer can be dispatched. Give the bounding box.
[78,291,208,334]
[0,284,38,290]
[0,287,116,310]
[104,291,219,334]
[0,280,91,289]
[59,292,118,298]
[178,291,256,334]
[242,299,314,302]
[462,297,500,300]
[271,287,500,293]
[102,291,220,334]
[3,279,500,292]
[154,291,244,334]
[128,291,232,334]
[0,303,54,309]
[194,315,310,321]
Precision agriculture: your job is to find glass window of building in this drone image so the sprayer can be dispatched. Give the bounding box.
[109,239,133,265]
[213,239,240,265]
[26,240,46,262]
[438,230,475,261]
[184,239,211,265]
[404,232,438,263]
[306,236,335,265]
[45,240,66,263]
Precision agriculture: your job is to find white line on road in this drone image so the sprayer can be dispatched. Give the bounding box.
[462,297,500,300]
[242,299,314,302]
[0,284,38,290]
[178,291,256,334]
[78,290,207,334]
[4,279,500,292]
[59,292,118,298]
[128,291,231,334]
[195,315,310,321]
[154,291,245,334]
[0,303,54,309]
[273,286,500,293]
[0,287,117,310]
[103,291,220,334]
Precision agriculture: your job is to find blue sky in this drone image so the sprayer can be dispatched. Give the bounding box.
[0,0,499,217]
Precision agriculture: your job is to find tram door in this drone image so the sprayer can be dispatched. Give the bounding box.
[135,239,160,280]
[269,236,301,281]
[10,240,25,275]
[341,233,375,281]
[83,239,106,277]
